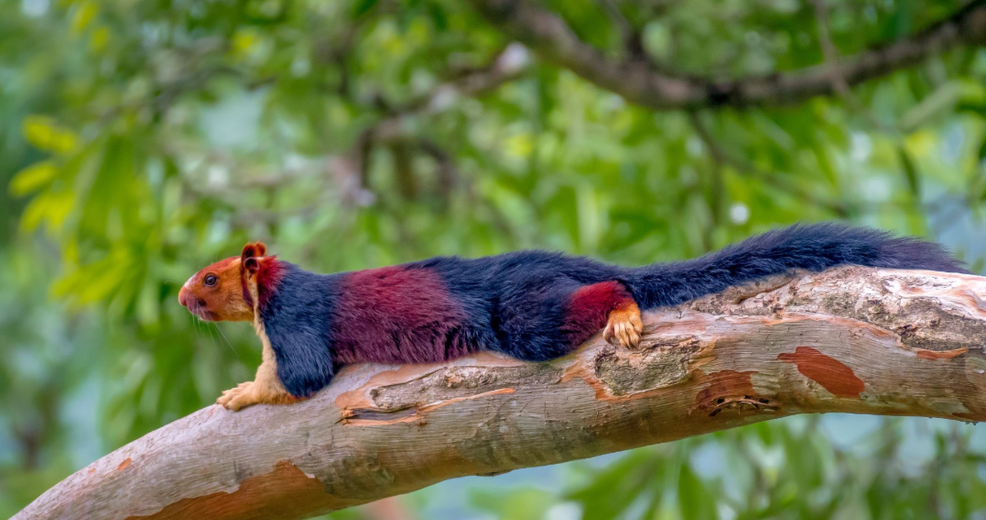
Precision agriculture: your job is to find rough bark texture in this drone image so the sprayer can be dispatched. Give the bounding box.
[15,267,986,520]
[466,0,986,109]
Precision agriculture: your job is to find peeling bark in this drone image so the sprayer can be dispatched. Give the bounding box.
[15,268,986,520]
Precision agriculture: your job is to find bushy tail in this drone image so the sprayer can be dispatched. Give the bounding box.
[626,223,967,309]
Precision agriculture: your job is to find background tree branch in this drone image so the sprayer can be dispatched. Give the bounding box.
[467,0,986,109]
[15,267,986,520]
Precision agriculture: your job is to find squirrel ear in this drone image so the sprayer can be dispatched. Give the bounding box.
[244,257,260,273]
[240,242,267,274]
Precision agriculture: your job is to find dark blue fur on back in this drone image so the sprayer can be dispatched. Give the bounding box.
[259,223,966,397]
[626,223,967,308]
[259,266,340,397]
[416,251,622,361]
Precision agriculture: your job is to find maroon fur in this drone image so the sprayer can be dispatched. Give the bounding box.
[330,266,474,364]
[562,281,634,348]
[255,257,285,308]
[241,278,254,309]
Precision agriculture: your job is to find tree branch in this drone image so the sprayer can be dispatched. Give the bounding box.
[371,42,531,129]
[16,267,986,520]
[352,43,529,203]
[811,0,898,133]
[467,0,986,109]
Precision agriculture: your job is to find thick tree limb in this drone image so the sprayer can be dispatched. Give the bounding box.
[466,0,986,109]
[15,267,986,520]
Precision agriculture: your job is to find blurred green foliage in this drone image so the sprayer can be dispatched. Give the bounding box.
[2,0,986,518]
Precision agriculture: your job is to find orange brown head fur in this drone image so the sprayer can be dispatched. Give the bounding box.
[178,242,270,322]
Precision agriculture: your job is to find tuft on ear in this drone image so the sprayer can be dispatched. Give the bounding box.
[241,241,267,274]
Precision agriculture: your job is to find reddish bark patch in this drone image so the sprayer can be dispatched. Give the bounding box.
[915,347,968,360]
[117,458,132,471]
[127,461,343,520]
[696,370,755,405]
[778,346,865,398]
[694,370,772,417]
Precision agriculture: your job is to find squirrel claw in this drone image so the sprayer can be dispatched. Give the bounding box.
[604,304,644,349]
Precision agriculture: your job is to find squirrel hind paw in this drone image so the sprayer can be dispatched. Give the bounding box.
[604,304,644,349]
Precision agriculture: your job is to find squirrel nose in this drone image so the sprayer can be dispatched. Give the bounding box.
[178,287,189,307]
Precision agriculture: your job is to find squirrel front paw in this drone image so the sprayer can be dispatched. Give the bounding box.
[604,303,643,349]
[217,381,260,411]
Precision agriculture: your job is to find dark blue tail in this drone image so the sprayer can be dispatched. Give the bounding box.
[626,223,967,309]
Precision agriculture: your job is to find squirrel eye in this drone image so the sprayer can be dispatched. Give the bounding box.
[204,274,218,286]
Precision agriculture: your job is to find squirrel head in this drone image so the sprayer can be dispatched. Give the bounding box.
[178,242,278,322]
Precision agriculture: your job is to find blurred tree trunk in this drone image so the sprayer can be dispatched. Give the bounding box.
[14,267,986,520]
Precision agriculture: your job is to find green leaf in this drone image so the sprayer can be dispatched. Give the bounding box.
[70,0,99,34]
[21,116,78,154]
[567,451,663,520]
[897,147,921,197]
[899,82,961,132]
[812,145,837,187]
[19,189,75,233]
[469,486,553,520]
[352,0,378,17]
[678,463,717,520]
[9,160,58,196]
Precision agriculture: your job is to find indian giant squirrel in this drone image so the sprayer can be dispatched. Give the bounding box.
[177,223,966,411]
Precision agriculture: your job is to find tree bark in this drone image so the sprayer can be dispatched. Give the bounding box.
[15,267,986,520]
[466,0,986,109]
